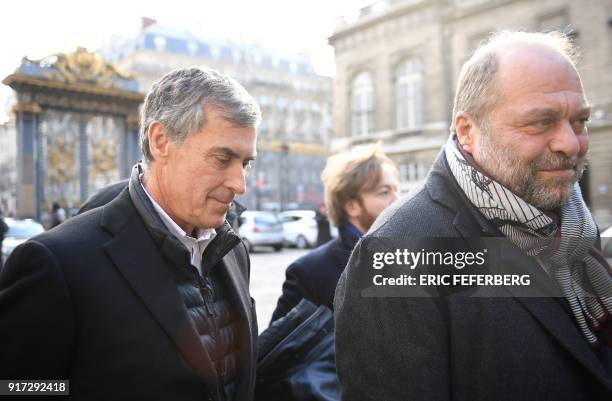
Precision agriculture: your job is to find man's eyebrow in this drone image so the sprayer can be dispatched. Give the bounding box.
[522,108,559,118]
[209,146,256,161]
[377,183,395,190]
[522,106,592,119]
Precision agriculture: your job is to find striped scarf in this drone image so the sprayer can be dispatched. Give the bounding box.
[444,137,612,347]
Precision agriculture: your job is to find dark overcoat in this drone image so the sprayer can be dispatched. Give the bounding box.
[334,151,612,401]
[0,188,257,401]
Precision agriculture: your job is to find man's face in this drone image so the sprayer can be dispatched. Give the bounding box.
[471,45,590,210]
[355,167,399,232]
[153,107,256,231]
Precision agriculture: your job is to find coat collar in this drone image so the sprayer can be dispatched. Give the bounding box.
[127,163,242,274]
[99,187,254,400]
[426,150,612,391]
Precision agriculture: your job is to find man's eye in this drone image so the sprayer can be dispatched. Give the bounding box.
[533,119,554,127]
[216,157,231,166]
[575,117,590,126]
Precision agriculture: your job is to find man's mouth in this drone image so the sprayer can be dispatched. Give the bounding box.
[538,168,575,178]
[211,197,233,207]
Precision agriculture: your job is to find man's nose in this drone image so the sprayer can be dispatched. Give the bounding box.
[225,163,247,195]
[549,120,582,158]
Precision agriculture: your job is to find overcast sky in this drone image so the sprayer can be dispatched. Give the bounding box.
[0,0,374,122]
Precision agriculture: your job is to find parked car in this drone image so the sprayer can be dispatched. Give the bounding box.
[2,218,45,262]
[279,210,339,249]
[238,211,284,252]
[279,210,318,249]
[602,226,612,264]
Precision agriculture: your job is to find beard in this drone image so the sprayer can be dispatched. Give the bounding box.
[356,205,378,233]
[474,132,587,211]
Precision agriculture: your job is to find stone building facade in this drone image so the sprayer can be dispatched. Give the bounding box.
[102,20,333,211]
[0,120,16,215]
[329,0,612,227]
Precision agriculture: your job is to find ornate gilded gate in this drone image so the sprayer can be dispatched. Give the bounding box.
[3,48,144,219]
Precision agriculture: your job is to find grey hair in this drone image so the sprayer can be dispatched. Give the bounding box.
[140,66,261,164]
[451,30,579,133]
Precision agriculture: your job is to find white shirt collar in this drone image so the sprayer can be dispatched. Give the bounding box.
[140,180,216,276]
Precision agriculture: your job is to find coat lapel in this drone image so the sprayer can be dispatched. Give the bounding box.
[219,249,256,401]
[498,247,612,391]
[99,193,222,399]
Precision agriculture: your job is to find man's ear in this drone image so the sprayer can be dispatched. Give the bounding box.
[147,121,172,164]
[454,111,479,154]
[344,198,363,219]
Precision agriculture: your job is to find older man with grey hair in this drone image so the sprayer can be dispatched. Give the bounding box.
[335,31,612,400]
[0,66,260,401]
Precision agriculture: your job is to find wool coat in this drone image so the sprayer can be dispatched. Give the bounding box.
[0,184,257,401]
[334,151,612,401]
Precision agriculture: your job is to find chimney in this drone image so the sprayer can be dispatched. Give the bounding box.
[141,17,157,31]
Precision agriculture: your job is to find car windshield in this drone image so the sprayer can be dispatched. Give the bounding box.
[7,221,44,239]
[254,214,280,226]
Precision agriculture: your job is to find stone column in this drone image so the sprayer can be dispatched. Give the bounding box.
[13,102,41,219]
[125,113,141,174]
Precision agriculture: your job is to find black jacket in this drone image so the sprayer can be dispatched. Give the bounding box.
[256,299,339,401]
[270,224,359,323]
[334,151,612,401]
[0,173,257,400]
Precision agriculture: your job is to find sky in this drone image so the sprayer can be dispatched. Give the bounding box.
[0,0,374,122]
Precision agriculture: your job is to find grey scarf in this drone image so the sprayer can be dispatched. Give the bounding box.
[445,137,612,347]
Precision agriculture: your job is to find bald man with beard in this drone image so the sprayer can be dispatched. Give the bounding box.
[335,31,612,401]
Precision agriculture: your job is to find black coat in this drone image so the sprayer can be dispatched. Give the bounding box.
[256,299,339,401]
[270,226,359,323]
[334,151,612,401]
[0,188,257,401]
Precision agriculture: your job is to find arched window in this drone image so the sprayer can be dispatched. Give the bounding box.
[395,59,423,130]
[350,71,374,136]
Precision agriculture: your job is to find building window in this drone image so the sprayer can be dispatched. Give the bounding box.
[395,58,423,131]
[153,36,167,52]
[232,48,242,64]
[210,46,221,60]
[351,71,374,137]
[399,161,427,192]
[276,97,287,111]
[186,41,198,56]
[259,95,270,109]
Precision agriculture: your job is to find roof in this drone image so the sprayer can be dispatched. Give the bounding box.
[104,23,317,76]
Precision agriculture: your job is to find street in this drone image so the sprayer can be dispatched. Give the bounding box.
[249,247,309,332]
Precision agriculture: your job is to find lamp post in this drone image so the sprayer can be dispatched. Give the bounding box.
[279,143,289,211]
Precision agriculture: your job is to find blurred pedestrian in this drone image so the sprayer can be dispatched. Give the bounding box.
[271,143,399,322]
[0,209,8,270]
[0,66,261,400]
[50,201,66,228]
[315,204,332,247]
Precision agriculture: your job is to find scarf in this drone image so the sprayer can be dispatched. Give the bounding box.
[444,136,612,347]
